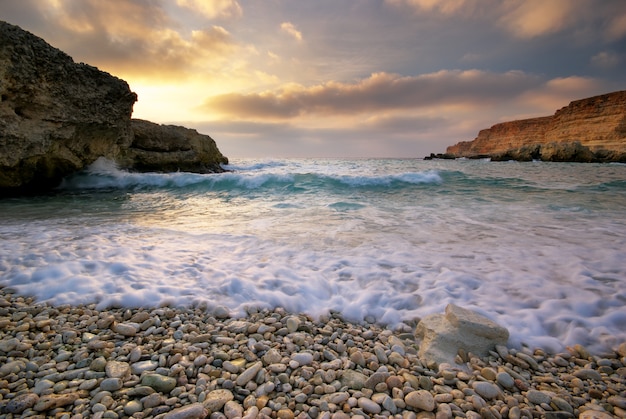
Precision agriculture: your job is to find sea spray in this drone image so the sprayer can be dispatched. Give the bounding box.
[1,158,625,353]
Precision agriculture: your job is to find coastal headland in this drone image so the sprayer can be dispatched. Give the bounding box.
[435,91,626,162]
[0,21,228,196]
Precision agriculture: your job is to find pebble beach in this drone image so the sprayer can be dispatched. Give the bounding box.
[1,288,625,419]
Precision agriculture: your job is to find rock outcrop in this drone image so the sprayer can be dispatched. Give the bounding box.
[0,21,227,196]
[445,91,626,162]
[0,21,136,194]
[123,119,228,174]
[415,304,510,369]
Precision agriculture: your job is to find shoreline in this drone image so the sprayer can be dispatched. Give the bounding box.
[1,288,624,418]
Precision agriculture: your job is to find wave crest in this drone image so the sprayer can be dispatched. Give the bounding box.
[59,158,443,193]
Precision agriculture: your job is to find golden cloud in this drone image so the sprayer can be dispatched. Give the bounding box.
[498,0,576,39]
[280,22,303,41]
[202,70,541,119]
[606,12,626,40]
[20,0,238,81]
[385,0,626,40]
[518,76,604,113]
[384,0,474,15]
[176,0,242,19]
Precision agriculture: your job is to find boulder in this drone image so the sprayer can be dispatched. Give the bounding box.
[539,141,596,162]
[123,119,228,173]
[415,304,509,369]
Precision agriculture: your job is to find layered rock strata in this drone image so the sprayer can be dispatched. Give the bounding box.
[123,119,228,174]
[0,21,228,196]
[446,91,626,162]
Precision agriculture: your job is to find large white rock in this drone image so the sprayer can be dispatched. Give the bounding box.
[415,304,509,368]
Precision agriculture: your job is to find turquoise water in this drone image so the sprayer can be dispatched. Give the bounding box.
[1,158,625,353]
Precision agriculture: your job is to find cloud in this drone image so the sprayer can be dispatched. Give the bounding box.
[497,0,577,39]
[517,76,606,114]
[3,0,238,81]
[385,0,626,41]
[194,117,452,158]
[384,0,476,15]
[176,0,242,19]
[280,22,303,41]
[591,51,621,69]
[202,70,541,119]
[606,12,626,40]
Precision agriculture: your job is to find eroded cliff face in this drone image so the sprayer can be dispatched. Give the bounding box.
[0,21,137,193]
[446,91,626,162]
[0,21,228,196]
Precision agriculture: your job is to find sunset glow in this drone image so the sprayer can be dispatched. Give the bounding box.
[3,0,624,157]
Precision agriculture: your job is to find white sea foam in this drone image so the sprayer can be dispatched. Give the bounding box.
[1,158,625,354]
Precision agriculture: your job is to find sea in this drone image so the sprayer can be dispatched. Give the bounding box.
[1,158,625,354]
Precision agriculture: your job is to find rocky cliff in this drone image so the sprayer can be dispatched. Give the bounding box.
[445,91,626,162]
[0,21,227,196]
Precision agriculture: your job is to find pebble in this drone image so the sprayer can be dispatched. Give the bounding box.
[291,352,314,366]
[141,373,177,393]
[204,389,234,411]
[609,395,626,409]
[105,360,130,378]
[100,377,123,391]
[224,400,244,418]
[0,288,623,419]
[472,381,501,400]
[358,397,382,414]
[286,316,301,333]
[579,411,615,419]
[496,371,515,389]
[236,361,263,386]
[5,392,39,413]
[124,399,144,416]
[481,367,497,381]
[33,392,79,411]
[162,402,208,419]
[113,322,138,336]
[405,390,435,411]
[131,359,158,375]
[526,389,551,405]
[573,368,602,381]
[340,369,367,390]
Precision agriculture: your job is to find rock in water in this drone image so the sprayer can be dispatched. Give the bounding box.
[0,20,228,196]
[124,119,228,174]
[415,304,509,368]
[0,20,136,194]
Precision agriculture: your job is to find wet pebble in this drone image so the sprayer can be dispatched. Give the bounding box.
[0,289,624,419]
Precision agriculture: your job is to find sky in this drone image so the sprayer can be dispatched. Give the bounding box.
[1,0,625,158]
